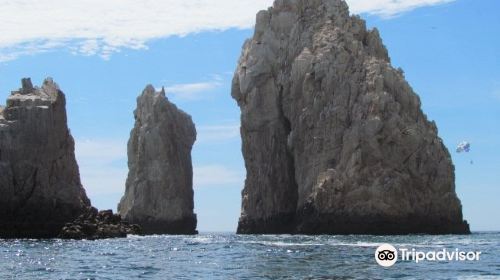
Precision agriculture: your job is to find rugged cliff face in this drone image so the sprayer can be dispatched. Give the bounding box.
[118,86,197,234]
[0,78,90,238]
[232,0,469,234]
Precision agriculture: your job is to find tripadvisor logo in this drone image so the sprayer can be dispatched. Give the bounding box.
[375,244,398,267]
[375,244,482,267]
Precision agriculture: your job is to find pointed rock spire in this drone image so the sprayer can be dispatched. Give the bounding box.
[118,85,197,234]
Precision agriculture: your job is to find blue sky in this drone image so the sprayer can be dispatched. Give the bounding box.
[0,0,498,232]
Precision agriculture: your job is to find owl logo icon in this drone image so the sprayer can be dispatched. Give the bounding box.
[375,244,398,267]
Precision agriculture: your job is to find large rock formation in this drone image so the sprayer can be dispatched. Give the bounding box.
[118,85,197,234]
[0,78,90,238]
[232,0,469,234]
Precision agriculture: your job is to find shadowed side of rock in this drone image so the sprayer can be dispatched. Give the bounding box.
[0,78,90,238]
[232,0,469,235]
[118,86,197,235]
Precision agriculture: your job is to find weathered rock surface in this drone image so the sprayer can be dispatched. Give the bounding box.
[232,0,469,234]
[118,85,197,234]
[0,78,91,238]
[59,207,141,240]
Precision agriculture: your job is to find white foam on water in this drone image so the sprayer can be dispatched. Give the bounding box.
[185,236,218,244]
[237,240,325,247]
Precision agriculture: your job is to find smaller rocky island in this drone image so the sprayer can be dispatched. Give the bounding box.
[118,85,198,234]
[59,207,141,240]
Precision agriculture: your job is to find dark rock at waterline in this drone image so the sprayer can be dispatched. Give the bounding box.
[0,78,90,238]
[59,207,141,240]
[232,0,470,235]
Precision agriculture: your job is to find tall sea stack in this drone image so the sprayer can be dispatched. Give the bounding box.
[0,78,90,238]
[118,86,197,234]
[232,0,469,234]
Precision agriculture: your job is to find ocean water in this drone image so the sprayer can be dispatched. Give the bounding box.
[1,232,499,279]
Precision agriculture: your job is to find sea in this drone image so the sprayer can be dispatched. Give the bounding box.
[1,232,499,279]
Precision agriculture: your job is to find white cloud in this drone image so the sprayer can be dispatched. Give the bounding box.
[75,138,128,196]
[197,124,240,143]
[493,89,500,101]
[0,0,271,62]
[75,139,243,196]
[0,0,455,62]
[165,80,222,101]
[348,0,455,17]
[75,138,127,161]
[0,40,67,62]
[194,165,245,188]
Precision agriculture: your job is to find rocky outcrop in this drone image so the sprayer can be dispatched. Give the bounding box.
[232,0,469,234]
[59,207,141,240]
[118,85,197,234]
[0,78,91,238]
